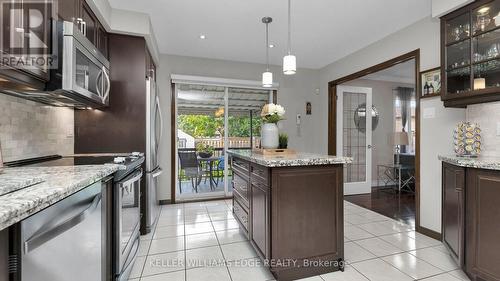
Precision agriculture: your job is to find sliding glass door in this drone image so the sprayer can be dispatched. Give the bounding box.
[175,84,271,201]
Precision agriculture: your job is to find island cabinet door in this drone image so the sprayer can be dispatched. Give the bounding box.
[251,179,270,260]
[442,162,465,266]
[465,168,500,281]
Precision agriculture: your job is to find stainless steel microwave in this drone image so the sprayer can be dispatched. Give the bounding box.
[0,21,110,108]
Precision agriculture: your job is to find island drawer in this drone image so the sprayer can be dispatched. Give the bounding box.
[232,171,249,204]
[250,163,269,185]
[233,198,249,232]
[232,157,250,175]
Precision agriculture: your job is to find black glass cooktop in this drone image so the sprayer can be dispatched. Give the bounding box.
[5,155,140,167]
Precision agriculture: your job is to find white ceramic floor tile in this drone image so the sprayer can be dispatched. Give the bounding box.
[157,215,184,227]
[409,247,459,271]
[345,241,376,263]
[185,246,224,269]
[382,252,444,279]
[185,222,214,235]
[161,208,184,218]
[141,231,154,241]
[129,256,146,279]
[357,221,407,236]
[185,232,219,250]
[184,213,211,224]
[140,270,185,281]
[154,225,185,239]
[149,236,185,255]
[345,214,376,225]
[142,251,185,277]
[185,266,231,281]
[212,219,240,231]
[209,211,235,221]
[138,239,151,256]
[321,265,369,281]
[344,225,375,241]
[379,233,431,251]
[206,205,231,213]
[419,273,463,281]
[449,269,471,281]
[227,258,275,281]
[352,258,413,281]
[432,244,450,254]
[221,241,258,261]
[184,209,209,217]
[216,229,248,245]
[404,231,443,247]
[355,237,404,257]
[294,276,323,281]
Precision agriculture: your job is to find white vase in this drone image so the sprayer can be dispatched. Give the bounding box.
[261,123,279,149]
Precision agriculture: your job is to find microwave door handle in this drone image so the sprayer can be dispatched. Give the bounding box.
[102,67,110,103]
[96,68,104,98]
[24,193,102,254]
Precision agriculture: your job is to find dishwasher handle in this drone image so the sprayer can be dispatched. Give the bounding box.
[24,193,102,254]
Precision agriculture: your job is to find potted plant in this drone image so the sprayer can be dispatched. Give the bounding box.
[260,103,285,149]
[196,143,214,158]
[279,133,288,149]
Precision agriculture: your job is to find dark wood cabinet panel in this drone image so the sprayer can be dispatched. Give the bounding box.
[442,162,465,266]
[97,23,108,58]
[251,180,269,260]
[80,1,97,45]
[0,229,8,281]
[58,0,78,22]
[466,168,500,281]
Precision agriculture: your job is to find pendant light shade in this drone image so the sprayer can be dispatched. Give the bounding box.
[283,55,296,75]
[262,17,273,87]
[283,0,297,75]
[262,71,273,88]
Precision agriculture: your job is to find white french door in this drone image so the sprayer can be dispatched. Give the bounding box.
[337,86,373,195]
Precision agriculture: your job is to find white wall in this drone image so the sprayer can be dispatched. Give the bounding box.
[157,54,322,201]
[319,16,466,233]
[431,0,473,18]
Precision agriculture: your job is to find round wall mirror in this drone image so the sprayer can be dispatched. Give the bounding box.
[354,103,379,132]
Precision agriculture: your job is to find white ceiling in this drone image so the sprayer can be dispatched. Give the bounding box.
[108,0,432,69]
[363,60,416,84]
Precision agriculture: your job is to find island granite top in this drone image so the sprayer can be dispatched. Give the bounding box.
[227,149,352,167]
[0,164,123,231]
[439,155,500,171]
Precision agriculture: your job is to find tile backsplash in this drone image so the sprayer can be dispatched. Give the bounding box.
[0,94,74,162]
[466,101,500,157]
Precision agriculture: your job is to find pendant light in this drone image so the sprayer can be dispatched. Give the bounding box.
[283,0,296,75]
[262,17,273,88]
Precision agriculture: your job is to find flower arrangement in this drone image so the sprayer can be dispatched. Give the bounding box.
[261,103,286,123]
[196,143,215,158]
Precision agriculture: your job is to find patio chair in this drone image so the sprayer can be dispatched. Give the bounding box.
[178,151,203,193]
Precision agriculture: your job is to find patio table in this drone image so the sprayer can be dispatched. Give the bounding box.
[198,156,220,190]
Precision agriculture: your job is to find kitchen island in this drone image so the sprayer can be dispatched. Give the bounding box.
[228,150,351,281]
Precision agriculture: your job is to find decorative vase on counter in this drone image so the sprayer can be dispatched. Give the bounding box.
[261,123,279,149]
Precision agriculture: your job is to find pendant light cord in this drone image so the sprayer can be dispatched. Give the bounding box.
[265,22,270,71]
[287,0,292,55]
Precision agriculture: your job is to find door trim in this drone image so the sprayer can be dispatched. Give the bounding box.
[327,49,425,234]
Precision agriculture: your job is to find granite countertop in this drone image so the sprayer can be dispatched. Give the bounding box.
[228,150,352,167]
[0,164,123,231]
[439,155,500,171]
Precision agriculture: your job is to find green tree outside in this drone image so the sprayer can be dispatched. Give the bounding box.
[178,113,262,138]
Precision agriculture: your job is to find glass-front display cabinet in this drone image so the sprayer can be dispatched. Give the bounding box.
[442,0,500,107]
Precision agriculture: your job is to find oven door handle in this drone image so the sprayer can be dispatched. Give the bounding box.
[119,169,143,188]
[24,193,102,254]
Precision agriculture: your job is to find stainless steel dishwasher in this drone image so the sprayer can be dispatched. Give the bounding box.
[9,179,111,281]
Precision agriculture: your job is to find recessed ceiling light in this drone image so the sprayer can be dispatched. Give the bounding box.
[269,44,275,48]
[199,34,206,39]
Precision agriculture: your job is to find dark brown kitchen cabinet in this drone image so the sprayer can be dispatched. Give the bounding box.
[442,162,500,281]
[442,162,465,266]
[231,155,344,281]
[441,0,500,107]
[0,229,8,281]
[250,177,270,260]
[58,0,79,22]
[97,23,109,58]
[465,168,500,281]
[80,1,98,45]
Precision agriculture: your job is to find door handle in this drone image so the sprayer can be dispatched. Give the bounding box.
[24,193,102,254]
[152,167,163,178]
[156,94,164,149]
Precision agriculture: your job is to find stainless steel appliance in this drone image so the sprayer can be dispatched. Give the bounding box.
[6,154,144,281]
[144,76,163,233]
[9,179,110,281]
[0,21,110,108]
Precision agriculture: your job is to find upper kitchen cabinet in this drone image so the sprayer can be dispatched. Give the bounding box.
[441,0,500,107]
[0,0,52,84]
